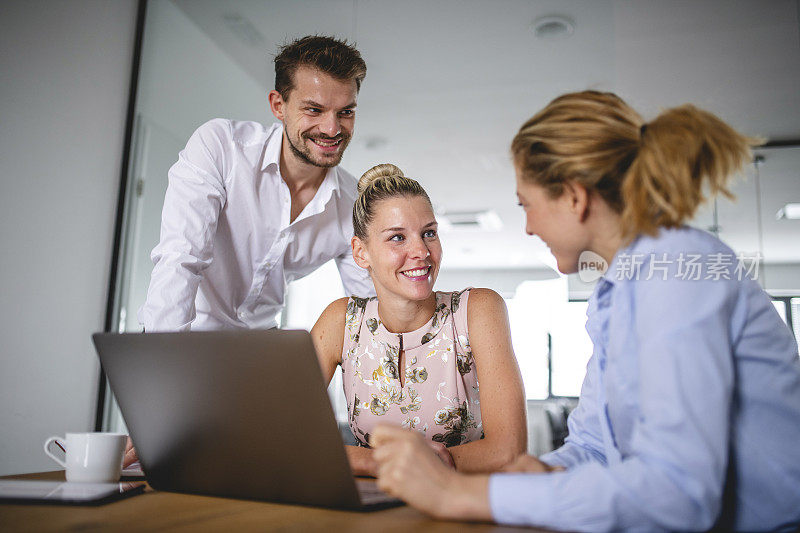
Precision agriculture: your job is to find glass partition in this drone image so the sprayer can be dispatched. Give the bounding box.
[102,0,800,431]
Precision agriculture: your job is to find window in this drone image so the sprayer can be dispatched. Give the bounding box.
[506,279,593,399]
[771,296,800,355]
[507,291,800,404]
[772,299,787,323]
[551,301,593,397]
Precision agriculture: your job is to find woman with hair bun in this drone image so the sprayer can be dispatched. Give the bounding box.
[369,92,800,531]
[311,163,527,476]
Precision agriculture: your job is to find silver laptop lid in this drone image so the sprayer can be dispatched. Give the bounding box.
[92,329,366,509]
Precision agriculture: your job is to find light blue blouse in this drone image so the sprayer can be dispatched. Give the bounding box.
[490,227,800,532]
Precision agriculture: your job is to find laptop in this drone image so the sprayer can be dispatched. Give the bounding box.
[92,329,401,510]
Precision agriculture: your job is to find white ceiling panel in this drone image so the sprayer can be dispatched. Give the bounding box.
[171,0,800,268]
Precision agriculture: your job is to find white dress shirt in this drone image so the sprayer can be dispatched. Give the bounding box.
[138,118,374,332]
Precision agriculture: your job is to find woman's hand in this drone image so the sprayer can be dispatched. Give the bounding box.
[427,440,456,469]
[122,436,139,468]
[501,453,565,473]
[344,445,378,477]
[370,425,492,521]
[345,438,453,478]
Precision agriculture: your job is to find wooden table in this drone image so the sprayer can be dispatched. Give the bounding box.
[0,471,545,532]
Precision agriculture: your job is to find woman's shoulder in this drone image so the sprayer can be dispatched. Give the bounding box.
[610,226,746,286]
[459,287,504,311]
[435,287,505,310]
[315,297,350,330]
[631,225,735,257]
[438,288,507,329]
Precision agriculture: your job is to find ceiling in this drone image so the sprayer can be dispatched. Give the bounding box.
[172,0,800,268]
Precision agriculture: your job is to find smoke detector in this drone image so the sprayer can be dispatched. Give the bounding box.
[532,15,575,40]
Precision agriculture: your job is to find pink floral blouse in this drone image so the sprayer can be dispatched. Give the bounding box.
[340,288,483,447]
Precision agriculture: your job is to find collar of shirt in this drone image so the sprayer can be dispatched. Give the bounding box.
[588,234,646,327]
[261,123,282,173]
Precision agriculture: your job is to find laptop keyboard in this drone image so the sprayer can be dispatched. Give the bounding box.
[355,479,400,505]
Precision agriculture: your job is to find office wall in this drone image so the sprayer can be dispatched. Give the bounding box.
[137,0,271,146]
[0,0,138,475]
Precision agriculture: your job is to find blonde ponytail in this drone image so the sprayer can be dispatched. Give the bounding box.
[622,105,758,236]
[511,91,761,239]
[353,163,431,239]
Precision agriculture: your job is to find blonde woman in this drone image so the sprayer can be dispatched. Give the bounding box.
[369,92,800,531]
[311,164,527,476]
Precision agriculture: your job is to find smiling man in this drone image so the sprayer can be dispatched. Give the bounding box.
[138,36,374,331]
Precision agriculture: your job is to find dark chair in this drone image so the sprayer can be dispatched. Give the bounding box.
[545,406,570,450]
[338,421,357,446]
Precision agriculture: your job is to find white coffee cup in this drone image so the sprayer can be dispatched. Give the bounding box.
[43,433,127,483]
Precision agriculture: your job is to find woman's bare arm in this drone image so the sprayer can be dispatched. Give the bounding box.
[310,297,348,385]
[446,288,527,472]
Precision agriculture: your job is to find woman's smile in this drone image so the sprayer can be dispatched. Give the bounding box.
[400,266,431,280]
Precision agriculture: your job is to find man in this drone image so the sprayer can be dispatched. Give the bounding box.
[138,36,374,332]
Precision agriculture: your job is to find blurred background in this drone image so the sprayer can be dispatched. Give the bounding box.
[1,0,798,475]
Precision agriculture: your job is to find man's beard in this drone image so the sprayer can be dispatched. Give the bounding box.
[285,128,351,168]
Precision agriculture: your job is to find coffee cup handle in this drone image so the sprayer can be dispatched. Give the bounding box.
[43,436,67,468]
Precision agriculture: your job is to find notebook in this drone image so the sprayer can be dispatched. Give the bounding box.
[92,329,401,510]
[0,480,145,505]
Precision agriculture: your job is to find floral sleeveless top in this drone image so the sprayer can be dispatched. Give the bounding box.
[341,288,482,447]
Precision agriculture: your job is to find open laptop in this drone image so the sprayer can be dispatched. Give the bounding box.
[92,329,401,510]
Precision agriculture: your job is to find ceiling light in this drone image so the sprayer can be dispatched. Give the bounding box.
[776,203,800,220]
[438,210,503,232]
[532,15,575,40]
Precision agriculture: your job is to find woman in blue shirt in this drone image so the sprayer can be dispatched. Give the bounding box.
[369,91,800,531]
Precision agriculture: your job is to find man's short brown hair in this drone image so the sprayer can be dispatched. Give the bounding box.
[274,35,366,100]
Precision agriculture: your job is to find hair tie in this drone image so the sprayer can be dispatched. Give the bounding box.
[640,123,648,136]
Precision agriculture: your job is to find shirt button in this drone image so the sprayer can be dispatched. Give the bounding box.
[238,311,245,319]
